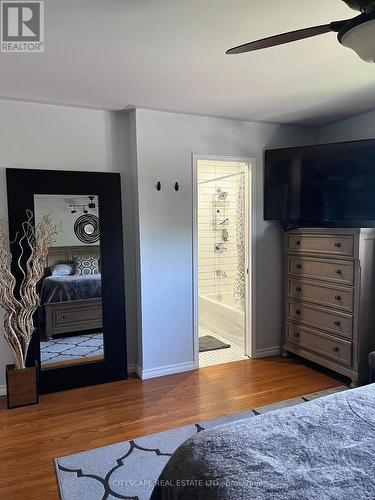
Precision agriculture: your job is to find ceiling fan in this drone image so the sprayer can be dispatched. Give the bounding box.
[226,0,375,62]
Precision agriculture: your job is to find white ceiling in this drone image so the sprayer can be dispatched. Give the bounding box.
[0,0,374,126]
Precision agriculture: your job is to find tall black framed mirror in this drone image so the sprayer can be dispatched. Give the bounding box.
[6,169,127,393]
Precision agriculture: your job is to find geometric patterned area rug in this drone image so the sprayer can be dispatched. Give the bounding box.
[40,332,103,364]
[55,386,347,500]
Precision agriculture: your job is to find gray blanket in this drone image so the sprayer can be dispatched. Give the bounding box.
[41,274,102,304]
[151,385,375,500]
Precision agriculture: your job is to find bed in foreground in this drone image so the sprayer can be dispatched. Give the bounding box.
[151,385,375,499]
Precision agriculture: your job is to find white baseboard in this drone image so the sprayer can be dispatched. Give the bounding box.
[135,364,143,379]
[255,346,281,358]
[127,363,136,374]
[136,361,196,380]
[0,384,6,396]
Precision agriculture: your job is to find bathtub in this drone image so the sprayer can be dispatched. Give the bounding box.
[199,292,245,349]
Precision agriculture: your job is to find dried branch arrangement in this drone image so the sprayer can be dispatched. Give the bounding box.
[0,211,58,369]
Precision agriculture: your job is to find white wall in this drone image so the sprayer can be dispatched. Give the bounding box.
[319,110,375,144]
[111,110,139,372]
[0,100,127,392]
[0,100,115,171]
[0,100,321,390]
[133,109,317,377]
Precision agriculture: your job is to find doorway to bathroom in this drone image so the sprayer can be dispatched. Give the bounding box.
[193,156,255,368]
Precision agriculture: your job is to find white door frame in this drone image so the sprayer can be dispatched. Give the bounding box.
[192,154,257,368]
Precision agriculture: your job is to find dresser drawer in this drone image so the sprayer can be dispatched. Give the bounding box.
[287,301,353,339]
[287,256,354,285]
[45,298,103,335]
[287,278,353,312]
[55,306,102,326]
[286,322,352,366]
[286,234,354,257]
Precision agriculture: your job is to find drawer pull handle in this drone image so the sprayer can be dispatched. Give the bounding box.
[334,242,341,248]
[332,346,339,352]
[335,295,341,301]
[295,309,301,315]
[62,315,66,319]
[296,264,302,269]
[335,269,342,275]
[334,320,341,327]
[294,332,300,338]
[295,240,301,246]
[296,287,301,292]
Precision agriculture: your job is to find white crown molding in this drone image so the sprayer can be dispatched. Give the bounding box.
[0,95,118,111]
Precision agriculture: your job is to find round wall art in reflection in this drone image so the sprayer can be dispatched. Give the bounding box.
[74,214,100,244]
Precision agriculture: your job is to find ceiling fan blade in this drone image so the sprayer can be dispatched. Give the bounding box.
[226,20,349,55]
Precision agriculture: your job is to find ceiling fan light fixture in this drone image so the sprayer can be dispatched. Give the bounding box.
[88,195,96,209]
[338,13,375,62]
[226,2,375,60]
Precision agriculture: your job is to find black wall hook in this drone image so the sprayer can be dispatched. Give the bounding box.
[156,181,161,191]
[174,182,179,191]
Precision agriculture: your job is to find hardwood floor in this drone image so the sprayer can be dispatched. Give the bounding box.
[0,357,343,500]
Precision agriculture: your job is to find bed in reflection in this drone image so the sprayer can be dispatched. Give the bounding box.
[39,245,103,366]
[42,245,102,339]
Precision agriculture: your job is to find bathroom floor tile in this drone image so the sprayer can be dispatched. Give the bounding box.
[199,327,249,368]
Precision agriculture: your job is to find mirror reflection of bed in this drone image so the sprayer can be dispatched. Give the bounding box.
[34,194,104,368]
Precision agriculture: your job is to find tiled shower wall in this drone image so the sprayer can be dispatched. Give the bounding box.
[197,160,247,298]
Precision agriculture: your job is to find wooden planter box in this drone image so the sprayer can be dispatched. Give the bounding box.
[6,363,39,409]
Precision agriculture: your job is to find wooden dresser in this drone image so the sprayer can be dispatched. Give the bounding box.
[282,228,375,387]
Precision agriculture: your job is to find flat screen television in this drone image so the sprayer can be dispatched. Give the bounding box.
[264,138,375,228]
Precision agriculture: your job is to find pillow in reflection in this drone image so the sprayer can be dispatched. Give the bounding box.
[73,256,100,275]
[50,263,74,276]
